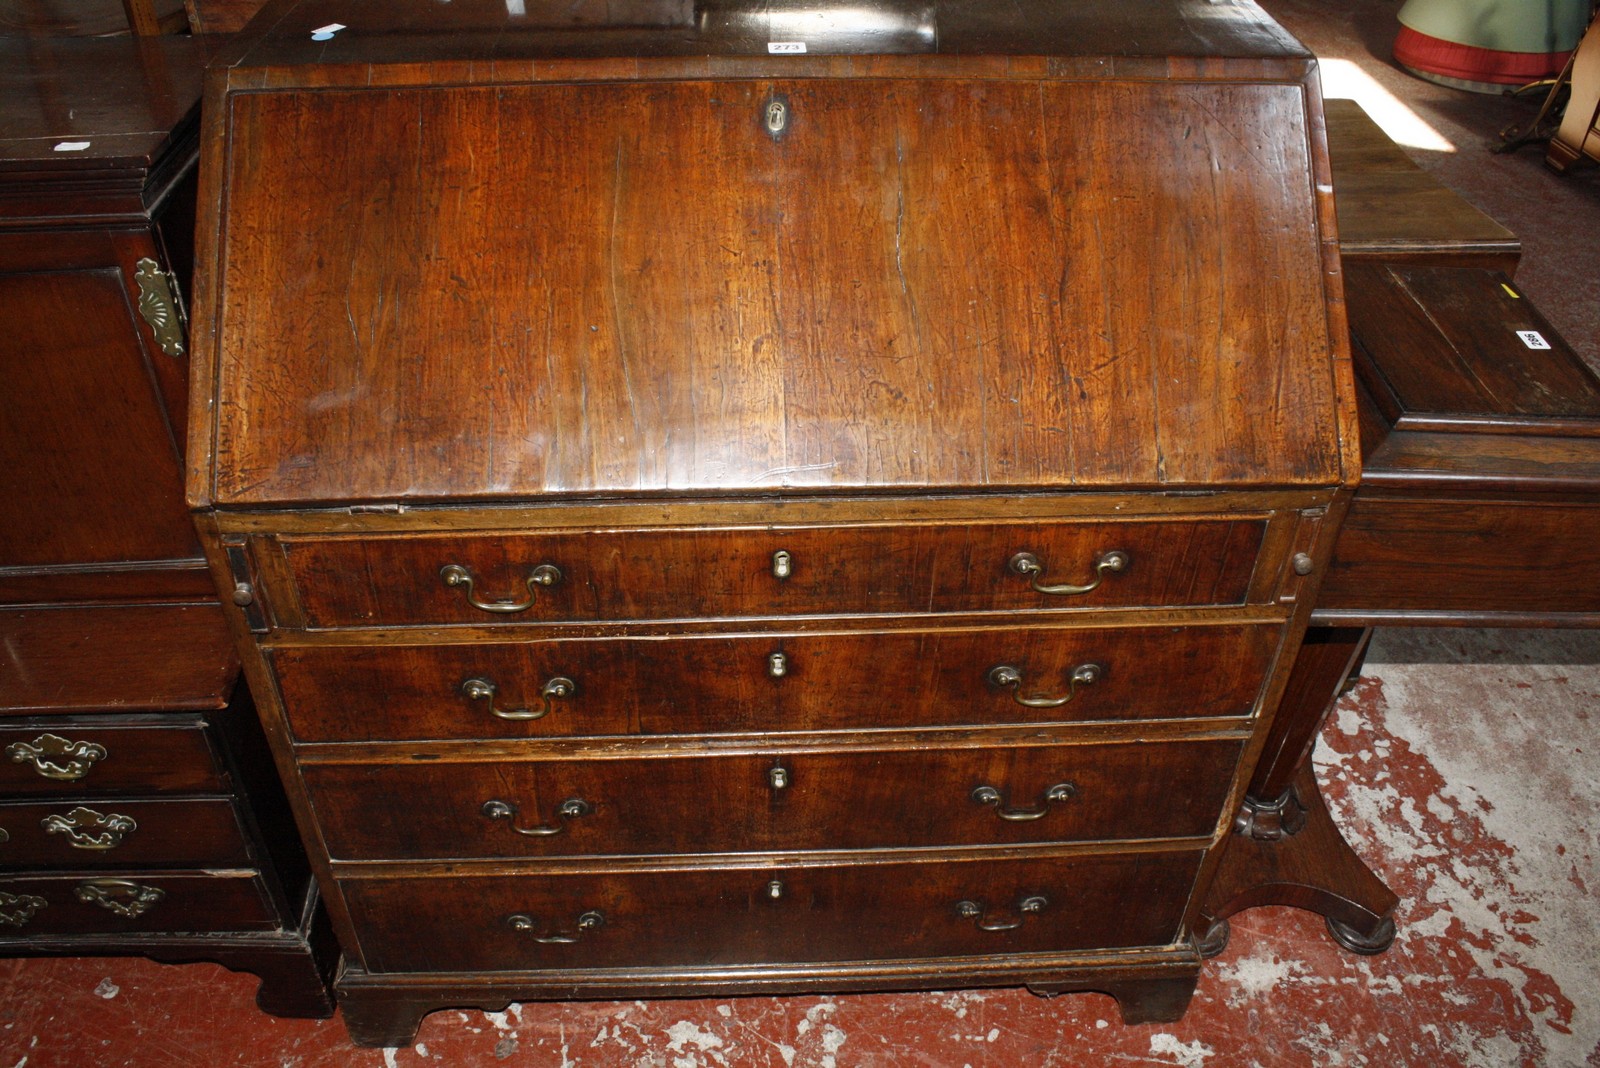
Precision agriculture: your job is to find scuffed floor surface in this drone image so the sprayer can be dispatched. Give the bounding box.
[1,628,1596,1066]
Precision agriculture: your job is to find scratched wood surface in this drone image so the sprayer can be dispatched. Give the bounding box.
[208,77,1341,504]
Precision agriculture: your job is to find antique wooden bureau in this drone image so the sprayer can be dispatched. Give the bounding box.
[0,31,334,1015]
[187,0,1362,1044]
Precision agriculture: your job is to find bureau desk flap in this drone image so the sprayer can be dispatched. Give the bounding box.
[193,71,1354,507]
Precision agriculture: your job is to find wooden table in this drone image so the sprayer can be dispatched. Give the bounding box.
[1202,99,1600,956]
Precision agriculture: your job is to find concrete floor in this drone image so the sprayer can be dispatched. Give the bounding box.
[4,2,1599,1065]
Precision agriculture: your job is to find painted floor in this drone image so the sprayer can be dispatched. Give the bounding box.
[2,627,1597,1066]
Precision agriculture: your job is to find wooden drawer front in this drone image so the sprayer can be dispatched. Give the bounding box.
[343,850,1204,973]
[275,624,1276,743]
[0,872,279,936]
[278,520,1266,628]
[0,799,251,869]
[0,718,224,797]
[1322,498,1600,618]
[305,740,1240,860]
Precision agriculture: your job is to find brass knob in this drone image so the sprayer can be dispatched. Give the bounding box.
[231,583,255,607]
[1292,552,1314,576]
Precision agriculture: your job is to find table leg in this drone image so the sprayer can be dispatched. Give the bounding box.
[1199,626,1397,955]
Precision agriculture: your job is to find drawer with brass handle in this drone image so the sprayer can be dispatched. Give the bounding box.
[0,718,225,797]
[274,518,1267,628]
[0,872,280,937]
[272,622,1277,743]
[340,847,1206,973]
[302,738,1241,861]
[0,798,252,869]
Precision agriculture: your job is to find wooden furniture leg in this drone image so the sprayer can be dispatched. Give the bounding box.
[1200,626,1398,955]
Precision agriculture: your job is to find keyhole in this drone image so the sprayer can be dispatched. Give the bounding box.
[765,98,788,137]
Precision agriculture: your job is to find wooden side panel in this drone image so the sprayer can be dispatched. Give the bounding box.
[209,78,1341,504]
[0,270,197,570]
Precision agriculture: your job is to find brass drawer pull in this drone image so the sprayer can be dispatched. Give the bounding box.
[1009,549,1128,595]
[462,676,575,721]
[507,909,605,944]
[481,797,591,836]
[439,563,562,614]
[41,806,136,850]
[75,879,165,919]
[0,891,47,928]
[971,782,1077,821]
[988,662,1101,708]
[955,894,1048,932]
[7,733,108,781]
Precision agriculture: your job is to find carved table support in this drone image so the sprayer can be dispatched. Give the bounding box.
[1201,626,1398,955]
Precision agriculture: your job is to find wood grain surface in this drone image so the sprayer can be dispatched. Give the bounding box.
[208,77,1342,504]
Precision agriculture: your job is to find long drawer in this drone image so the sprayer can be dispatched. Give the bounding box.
[273,623,1276,743]
[304,739,1240,860]
[275,519,1267,628]
[0,798,251,868]
[0,871,280,936]
[342,849,1206,973]
[0,717,225,797]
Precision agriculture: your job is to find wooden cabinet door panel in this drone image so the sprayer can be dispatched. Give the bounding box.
[0,270,196,569]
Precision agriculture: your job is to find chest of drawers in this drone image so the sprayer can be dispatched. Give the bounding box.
[0,34,335,1018]
[188,0,1360,1045]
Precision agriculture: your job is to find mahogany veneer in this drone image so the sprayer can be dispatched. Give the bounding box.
[189,0,1362,1045]
[0,36,334,1018]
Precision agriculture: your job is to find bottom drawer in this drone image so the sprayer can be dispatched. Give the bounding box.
[343,849,1204,974]
[0,872,279,936]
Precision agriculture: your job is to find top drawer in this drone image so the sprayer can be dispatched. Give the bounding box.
[274,519,1266,629]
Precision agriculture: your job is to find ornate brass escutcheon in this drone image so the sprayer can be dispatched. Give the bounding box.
[75,879,165,918]
[506,909,605,944]
[970,782,1077,821]
[440,563,562,614]
[0,891,47,927]
[481,797,591,836]
[40,806,136,849]
[955,894,1049,932]
[461,676,575,721]
[1008,549,1129,596]
[133,257,186,358]
[7,733,108,781]
[988,662,1102,708]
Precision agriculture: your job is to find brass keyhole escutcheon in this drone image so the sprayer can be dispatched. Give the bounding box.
[764,96,789,138]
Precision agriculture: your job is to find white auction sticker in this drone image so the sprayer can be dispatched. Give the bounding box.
[1517,330,1551,350]
[768,41,807,53]
[53,141,91,152]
